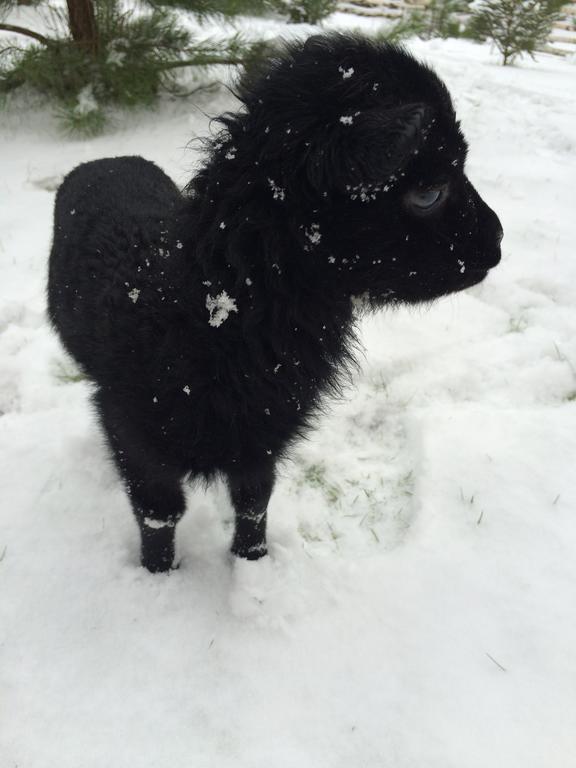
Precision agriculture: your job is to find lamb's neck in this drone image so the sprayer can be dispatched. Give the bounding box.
[172,194,358,391]
[180,191,342,295]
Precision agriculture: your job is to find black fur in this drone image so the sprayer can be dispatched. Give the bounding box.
[48,33,502,572]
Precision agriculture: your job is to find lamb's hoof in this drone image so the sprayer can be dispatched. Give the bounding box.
[141,552,177,573]
[231,543,268,561]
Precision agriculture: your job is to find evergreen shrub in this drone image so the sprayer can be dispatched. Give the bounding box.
[468,0,564,65]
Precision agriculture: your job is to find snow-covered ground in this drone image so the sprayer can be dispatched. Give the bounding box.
[1,13,576,768]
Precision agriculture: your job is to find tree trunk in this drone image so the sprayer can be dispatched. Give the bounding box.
[66,0,98,55]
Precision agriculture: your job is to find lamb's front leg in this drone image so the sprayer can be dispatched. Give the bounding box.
[114,459,185,572]
[227,464,276,560]
[109,452,185,572]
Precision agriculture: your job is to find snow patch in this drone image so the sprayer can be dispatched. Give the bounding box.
[304,223,322,248]
[74,85,99,116]
[143,517,174,530]
[206,291,238,328]
[267,178,285,201]
[107,41,127,67]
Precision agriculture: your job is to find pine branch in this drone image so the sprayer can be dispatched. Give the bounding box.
[160,56,247,69]
[0,23,50,45]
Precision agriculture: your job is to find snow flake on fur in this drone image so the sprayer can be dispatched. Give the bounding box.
[143,517,175,529]
[206,291,238,328]
[304,223,322,249]
[268,178,286,201]
[345,183,390,203]
[351,291,371,311]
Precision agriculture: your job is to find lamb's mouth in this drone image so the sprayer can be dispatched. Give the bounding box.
[423,267,490,287]
[398,268,490,302]
[452,259,498,290]
[455,269,489,290]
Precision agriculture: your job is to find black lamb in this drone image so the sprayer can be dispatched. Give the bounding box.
[48,33,503,572]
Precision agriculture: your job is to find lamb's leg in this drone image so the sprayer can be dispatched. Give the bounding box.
[96,396,185,572]
[227,465,275,560]
[125,470,185,573]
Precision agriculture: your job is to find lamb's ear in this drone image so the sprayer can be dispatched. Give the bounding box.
[305,103,431,193]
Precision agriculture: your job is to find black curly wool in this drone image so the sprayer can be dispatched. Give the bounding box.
[48,33,502,572]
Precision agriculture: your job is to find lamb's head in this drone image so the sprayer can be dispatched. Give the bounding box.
[234,33,503,305]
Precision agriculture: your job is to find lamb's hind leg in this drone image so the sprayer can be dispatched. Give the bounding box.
[227,464,275,560]
[97,398,185,572]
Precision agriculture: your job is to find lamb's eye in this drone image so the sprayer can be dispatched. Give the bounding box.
[406,186,446,214]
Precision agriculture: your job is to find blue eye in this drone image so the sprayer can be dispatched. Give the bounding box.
[406,186,446,213]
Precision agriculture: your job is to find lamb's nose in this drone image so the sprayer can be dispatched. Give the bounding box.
[496,225,504,246]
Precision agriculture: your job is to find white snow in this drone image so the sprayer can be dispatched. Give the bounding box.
[206,291,238,327]
[338,65,355,79]
[143,517,175,530]
[351,291,371,311]
[267,177,286,201]
[346,182,388,202]
[74,84,99,117]
[106,40,127,68]
[1,14,576,768]
[304,222,322,246]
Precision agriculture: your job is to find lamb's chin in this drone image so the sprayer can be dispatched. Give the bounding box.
[390,269,491,305]
[446,270,492,297]
[453,269,491,293]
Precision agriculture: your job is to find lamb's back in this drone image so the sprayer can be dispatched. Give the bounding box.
[48,156,187,378]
